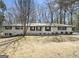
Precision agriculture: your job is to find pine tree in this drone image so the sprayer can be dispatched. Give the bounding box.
[0,0,6,25]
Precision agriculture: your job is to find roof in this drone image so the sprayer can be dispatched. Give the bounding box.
[3,23,72,27]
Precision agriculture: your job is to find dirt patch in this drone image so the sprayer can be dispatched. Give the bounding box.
[0,35,79,58]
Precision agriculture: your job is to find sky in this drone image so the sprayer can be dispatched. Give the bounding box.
[4,0,44,9]
[3,0,44,21]
[4,0,15,9]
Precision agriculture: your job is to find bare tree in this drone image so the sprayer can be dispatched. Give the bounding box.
[14,0,35,36]
[45,0,57,23]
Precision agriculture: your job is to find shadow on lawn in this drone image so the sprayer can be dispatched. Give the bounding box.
[0,36,25,58]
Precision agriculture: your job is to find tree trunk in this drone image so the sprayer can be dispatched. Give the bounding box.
[64,10,66,24]
[23,0,31,36]
[60,7,62,24]
[51,12,53,23]
[70,10,73,25]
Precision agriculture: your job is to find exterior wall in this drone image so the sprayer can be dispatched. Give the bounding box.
[3,26,23,36]
[67,27,72,32]
[52,26,58,33]
[2,25,73,37]
[56,27,73,34]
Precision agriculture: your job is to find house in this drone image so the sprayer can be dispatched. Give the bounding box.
[1,23,73,37]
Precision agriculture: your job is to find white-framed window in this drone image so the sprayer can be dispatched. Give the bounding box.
[15,26,23,30]
[58,26,67,30]
[45,26,51,31]
[5,26,12,30]
[5,33,12,36]
[5,33,8,36]
[30,26,35,31]
[36,27,42,31]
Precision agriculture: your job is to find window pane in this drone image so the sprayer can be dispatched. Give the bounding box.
[45,26,51,31]
[9,33,12,36]
[5,33,8,36]
[15,26,20,30]
[15,26,23,30]
[58,27,67,30]
[36,27,41,31]
[30,27,35,31]
[5,26,12,30]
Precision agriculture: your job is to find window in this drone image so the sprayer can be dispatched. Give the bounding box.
[58,27,67,30]
[5,33,8,36]
[5,26,12,30]
[15,26,23,30]
[36,27,42,31]
[45,26,51,31]
[30,26,35,31]
[9,33,12,36]
[5,33,12,36]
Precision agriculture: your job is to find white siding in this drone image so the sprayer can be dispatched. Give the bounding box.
[2,23,73,36]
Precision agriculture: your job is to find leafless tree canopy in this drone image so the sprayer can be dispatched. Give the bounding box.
[4,0,79,30]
